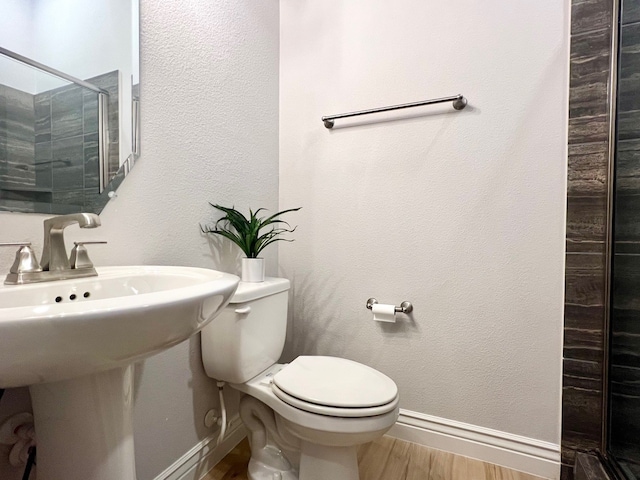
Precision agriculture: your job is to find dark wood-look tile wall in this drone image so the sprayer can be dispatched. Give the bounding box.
[51,86,83,141]
[608,0,640,467]
[562,358,604,469]
[563,0,614,477]
[622,0,640,23]
[0,84,36,189]
[614,140,640,255]
[565,0,640,476]
[610,364,640,448]
[0,70,120,214]
[564,253,606,363]
[570,30,611,120]
[572,0,614,34]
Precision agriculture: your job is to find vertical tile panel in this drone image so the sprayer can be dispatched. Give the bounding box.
[563,0,613,468]
[622,0,640,24]
[566,197,608,253]
[570,29,611,120]
[52,135,84,192]
[564,253,606,361]
[35,142,52,190]
[610,364,640,452]
[51,85,83,141]
[562,359,603,467]
[571,0,613,35]
[614,139,640,254]
[568,143,608,197]
[612,255,640,357]
[0,84,35,188]
[618,23,640,114]
[34,91,51,143]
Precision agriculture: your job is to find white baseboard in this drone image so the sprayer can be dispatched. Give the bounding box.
[153,414,246,480]
[154,409,561,480]
[388,409,561,480]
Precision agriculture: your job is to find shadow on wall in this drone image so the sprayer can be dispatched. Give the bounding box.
[202,230,243,274]
[279,267,422,366]
[279,268,346,362]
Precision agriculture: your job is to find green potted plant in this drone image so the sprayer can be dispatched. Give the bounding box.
[201,204,301,282]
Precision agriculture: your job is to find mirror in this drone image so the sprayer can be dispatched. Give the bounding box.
[0,0,140,215]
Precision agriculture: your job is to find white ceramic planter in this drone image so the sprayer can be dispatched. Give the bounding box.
[241,258,265,282]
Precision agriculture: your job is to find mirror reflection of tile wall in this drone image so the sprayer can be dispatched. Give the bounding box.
[0,71,118,214]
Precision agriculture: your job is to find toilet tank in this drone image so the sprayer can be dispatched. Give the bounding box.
[201,277,290,384]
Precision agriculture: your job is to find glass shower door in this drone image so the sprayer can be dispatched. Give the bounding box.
[609,0,640,476]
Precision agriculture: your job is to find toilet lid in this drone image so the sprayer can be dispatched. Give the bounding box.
[272,356,398,408]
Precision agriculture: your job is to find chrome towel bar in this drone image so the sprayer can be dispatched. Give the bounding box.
[322,94,467,129]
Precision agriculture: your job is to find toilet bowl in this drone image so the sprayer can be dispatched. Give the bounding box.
[201,278,399,480]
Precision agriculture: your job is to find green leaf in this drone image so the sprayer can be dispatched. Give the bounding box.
[202,204,301,257]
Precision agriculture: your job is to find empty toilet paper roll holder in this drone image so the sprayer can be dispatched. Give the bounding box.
[366,298,413,314]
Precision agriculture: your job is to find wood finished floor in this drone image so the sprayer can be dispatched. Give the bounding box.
[204,436,549,480]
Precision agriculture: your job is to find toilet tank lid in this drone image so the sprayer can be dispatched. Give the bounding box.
[230,277,290,303]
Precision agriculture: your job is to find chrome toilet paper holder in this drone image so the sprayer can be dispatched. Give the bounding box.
[366,298,413,314]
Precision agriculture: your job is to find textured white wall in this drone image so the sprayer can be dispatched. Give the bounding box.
[0,0,32,55]
[279,0,568,444]
[0,0,37,93]
[32,0,132,82]
[0,0,279,478]
[1,0,133,91]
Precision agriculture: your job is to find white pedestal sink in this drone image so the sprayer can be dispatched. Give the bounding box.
[0,266,239,480]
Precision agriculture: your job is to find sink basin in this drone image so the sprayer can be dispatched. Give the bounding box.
[0,265,239,388]
[0,265,239,480]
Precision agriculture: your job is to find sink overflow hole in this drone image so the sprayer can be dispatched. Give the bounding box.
[84,292,90,298]
[69,294,77,300]
[55,296,62,303]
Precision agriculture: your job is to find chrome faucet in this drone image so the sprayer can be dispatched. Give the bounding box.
[41,213,101,271]
[1,213,105,285]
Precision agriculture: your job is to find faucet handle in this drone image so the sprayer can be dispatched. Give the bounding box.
[69,241,107,270]
[0,243,42,274]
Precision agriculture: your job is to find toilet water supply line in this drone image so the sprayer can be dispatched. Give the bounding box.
[216,381,227,447]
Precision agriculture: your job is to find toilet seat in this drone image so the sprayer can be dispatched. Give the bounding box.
[271,382,399,417]
[271,356,398,417]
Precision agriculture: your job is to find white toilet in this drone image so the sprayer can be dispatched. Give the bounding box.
[201,277,399,480]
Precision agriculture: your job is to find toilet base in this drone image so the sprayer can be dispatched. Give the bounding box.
[299,442,359,480]
[233,368,398,480]
[246,443,359,480]
[247,445,298,480]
